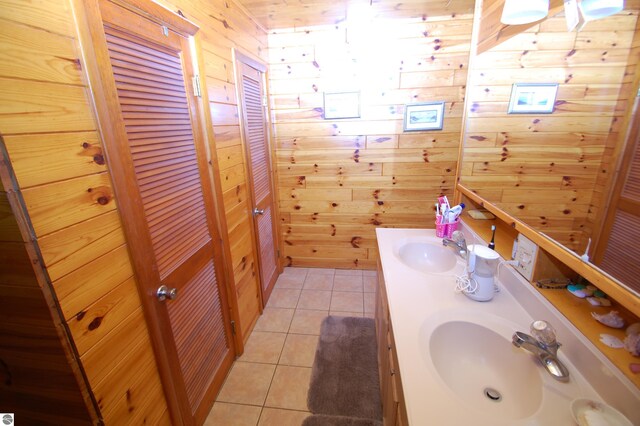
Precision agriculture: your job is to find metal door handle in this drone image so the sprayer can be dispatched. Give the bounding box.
[157,285,178,301]
[253,207,265,216]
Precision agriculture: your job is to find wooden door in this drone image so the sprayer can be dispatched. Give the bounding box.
[596,117,640,292]
[593,92,640,293]
[75,1,235,424]
[236,53,279,303]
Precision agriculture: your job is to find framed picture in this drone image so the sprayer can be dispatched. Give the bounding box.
[507,83,559,114]
[403,102,445,132]
[323,91,360,119]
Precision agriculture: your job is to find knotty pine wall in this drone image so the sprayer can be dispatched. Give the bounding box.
[460,11,640,252]
[0,173,96,424]
[1,0,266,423]
[269,10,474,269]
[0,1,170,423]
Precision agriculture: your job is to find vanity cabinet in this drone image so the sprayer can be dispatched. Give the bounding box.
[376,260,408,426]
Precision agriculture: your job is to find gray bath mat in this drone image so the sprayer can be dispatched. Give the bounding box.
[307,316,382,421]
[302,414,383,426]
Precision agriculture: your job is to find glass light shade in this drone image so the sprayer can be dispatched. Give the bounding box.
[580,0,624,21]
[501,0,549,25]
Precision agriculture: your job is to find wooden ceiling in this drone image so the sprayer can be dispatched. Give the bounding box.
[235,0,477,29]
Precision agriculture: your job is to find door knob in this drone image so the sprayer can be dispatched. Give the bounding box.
[253,207,265,216]
[157,285,177,301]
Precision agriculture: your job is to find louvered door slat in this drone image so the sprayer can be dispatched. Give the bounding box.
[123,111,191,120]
[106,33,181,67]
[109,51,184,77]
[107,27,211,278]
[133,152,197,175]
[622,143,640,202]
[113,68,187,90]
[128,129,192,143]
[138,164,199,190]
[116,82,187,99]
[257,206,277,289]
[121,104,189,114]
[138,167,199,195]
[167,260,228,408]
[243,75,269,200]
[132,146,195,167]
[147,192,201,229]
[600,210,640,291]
[131,140,194,157]
[110,56,183,81]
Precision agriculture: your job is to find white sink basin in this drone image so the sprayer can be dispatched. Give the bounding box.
[393,238,458,274]
[428,320,543,420]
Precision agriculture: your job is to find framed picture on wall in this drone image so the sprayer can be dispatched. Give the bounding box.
[507,83,559,114]
[403,102,445,131]
[323,91,361,119]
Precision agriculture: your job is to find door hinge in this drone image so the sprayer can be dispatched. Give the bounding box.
[192,75,202,97]
[230,320,236,335]
[262,95,268,107]
[277,249,280,258]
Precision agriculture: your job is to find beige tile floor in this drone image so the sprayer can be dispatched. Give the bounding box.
[204,267,377,426]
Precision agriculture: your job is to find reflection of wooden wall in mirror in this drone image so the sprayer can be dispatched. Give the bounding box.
[457,186,640,314]
[477,0,565,54]
[460,10,640,258]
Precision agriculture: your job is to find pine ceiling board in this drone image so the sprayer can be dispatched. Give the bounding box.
[236,0,476,29]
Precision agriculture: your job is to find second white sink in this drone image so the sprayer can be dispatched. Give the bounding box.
[393,237,459,274]
[428,320,543,420]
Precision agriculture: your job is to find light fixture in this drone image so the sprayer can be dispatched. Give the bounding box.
[579,0,624,21]
[501,0,549,25]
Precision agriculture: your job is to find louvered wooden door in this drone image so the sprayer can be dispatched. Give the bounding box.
[82,1,235,424]
[598,125,640,292]
[237,57,279,303]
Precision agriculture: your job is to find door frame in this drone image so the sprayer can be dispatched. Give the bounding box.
[233,49,283,305]
[71,1,236,424]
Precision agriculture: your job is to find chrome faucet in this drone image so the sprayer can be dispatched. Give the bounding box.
[442,230,468,259]
[512,325,570,382]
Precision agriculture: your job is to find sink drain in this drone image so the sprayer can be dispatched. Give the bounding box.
[484,387,502,402]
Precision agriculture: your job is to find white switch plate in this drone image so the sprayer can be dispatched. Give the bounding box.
[514,234,538,281]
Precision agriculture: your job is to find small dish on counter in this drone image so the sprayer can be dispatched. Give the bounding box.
[570,398,632,426]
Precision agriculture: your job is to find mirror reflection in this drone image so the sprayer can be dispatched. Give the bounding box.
[459,10,640,295]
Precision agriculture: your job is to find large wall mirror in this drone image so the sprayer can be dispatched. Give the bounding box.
[459,7,640,300]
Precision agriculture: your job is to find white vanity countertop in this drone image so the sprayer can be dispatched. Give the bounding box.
[376,226,640,426]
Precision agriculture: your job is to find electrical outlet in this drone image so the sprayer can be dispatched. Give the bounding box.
[514,234,538,281]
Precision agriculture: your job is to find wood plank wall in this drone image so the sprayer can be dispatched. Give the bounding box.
[0,163,96,424]
[460,11,640,252]
[269,10,475,268]
[156,0,269,340]
[0,1,170,423]
[0,0,266,423]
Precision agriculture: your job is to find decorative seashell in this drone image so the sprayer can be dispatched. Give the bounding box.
[587,297,601,306]
[626,323,640,336]
[624,333,640,357]
[599,334,624,348]
[591,310,625,329]
[598,297,612,307]
[568,284,588,298]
